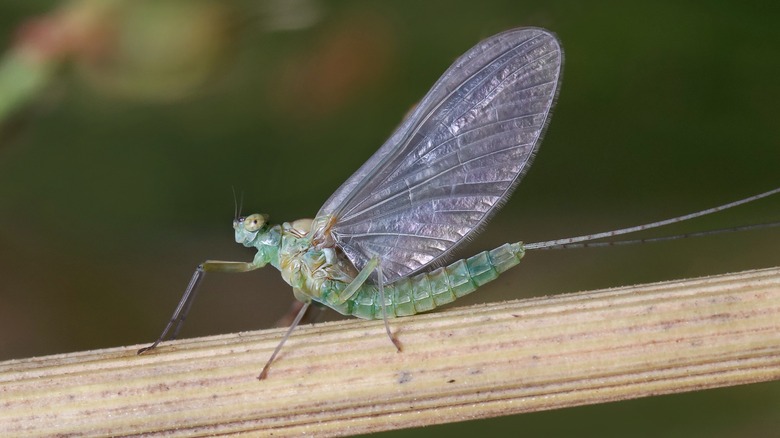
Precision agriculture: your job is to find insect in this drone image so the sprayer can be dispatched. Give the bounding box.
[138,28,779,379]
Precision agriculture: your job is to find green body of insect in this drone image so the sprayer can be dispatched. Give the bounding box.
[231,213,524,320]
[138,27,778,380]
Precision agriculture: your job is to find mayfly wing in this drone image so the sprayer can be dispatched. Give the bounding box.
[317,28,563,282]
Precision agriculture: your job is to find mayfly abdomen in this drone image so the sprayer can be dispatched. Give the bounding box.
[337,242,525,319]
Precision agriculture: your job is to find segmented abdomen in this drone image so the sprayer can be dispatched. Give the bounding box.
[329,242,525,319]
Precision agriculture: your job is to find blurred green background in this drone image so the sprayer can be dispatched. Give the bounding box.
[0,0,778,436]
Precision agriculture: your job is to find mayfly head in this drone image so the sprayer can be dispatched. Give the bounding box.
[233,213,269,246]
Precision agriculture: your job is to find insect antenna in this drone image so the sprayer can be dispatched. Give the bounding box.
[231,186,245,221]
[524,187,780,250]
[232,186,238,220]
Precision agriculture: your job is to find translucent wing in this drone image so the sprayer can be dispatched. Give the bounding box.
[317,28,563,282]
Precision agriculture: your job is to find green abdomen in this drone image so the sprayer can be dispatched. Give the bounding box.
[331,242,525,319]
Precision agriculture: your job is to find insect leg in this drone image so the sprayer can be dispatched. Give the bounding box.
[258,301,311,380]
[137,260,260,355]
[331,256,379,305]
[377,264,402,352]
[275,300,326,327]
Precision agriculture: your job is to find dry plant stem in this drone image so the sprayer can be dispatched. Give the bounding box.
[2,267,780,437]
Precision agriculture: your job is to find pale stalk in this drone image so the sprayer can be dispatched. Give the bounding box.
[2,267,779,437]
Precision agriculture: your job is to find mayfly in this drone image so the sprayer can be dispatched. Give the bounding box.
[138,28,779,379]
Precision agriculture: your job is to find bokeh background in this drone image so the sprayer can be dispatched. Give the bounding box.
[1,0,778,436]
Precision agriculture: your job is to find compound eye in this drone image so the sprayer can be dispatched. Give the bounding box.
[244,214,266,232]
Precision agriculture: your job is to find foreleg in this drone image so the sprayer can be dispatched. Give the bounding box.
[138,260,262,355]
